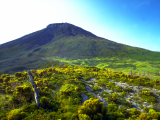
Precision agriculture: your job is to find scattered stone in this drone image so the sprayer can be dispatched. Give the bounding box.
[143,102,148,107]
[81,78,160,111]
[81,93,89,104]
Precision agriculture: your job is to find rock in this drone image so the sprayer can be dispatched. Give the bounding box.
[81,93,89,104]
[147,105,153,108]
[143,102,148,107]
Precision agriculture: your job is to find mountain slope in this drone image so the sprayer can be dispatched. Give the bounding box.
[0,23,160,75]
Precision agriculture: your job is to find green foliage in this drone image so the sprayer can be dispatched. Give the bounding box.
[14,72,24,78]
[107,104,118,113]
[92,85,101,91]
[139,90,157,103]
[22,103,38,113]
[1,74,9,78]
[60,84,79,97]
[40,96,50,109]
[141,90,151,96]
[93,113,103,120]
[114,85,123,92]
[7,108,26,120]
[83,76,92,81]
[9,95,19,105]
[78,98,106,119]
[107,112,125,120]
[128,108,140,116]
[13,84,34,103]
[106,93,121,104]
[1,63,160,120]
[79,114,91,120]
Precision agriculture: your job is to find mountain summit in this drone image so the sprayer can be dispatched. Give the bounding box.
[0,23,160,74]
[46,23,97,38]
[0,23,95,51]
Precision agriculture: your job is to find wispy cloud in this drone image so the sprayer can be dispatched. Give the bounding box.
[134,0,151,8]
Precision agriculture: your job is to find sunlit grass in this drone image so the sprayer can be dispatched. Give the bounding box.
[44,56,160,80]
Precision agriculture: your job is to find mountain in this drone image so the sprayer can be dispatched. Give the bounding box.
[0,23,160,75]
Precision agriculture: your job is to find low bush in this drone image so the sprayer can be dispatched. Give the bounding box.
[78,98,106,119]
[7,108,26,120]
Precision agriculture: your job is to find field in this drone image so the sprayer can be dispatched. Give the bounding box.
[45,56,160,80]
[1,64,160,120]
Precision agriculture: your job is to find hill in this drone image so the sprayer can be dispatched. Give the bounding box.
[0,23,160,75]
[0,65,160,119]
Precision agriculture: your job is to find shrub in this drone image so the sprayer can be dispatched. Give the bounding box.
[136,113,151,120]
[47,68,53,72]
[22,103,38,113]
[13,84,34,103]
[93,113,103,120]
[7,108,26,120]
[3,76,10,83]
[128,108,140,116]
[108,112,125,120]
[143,107,149,113]
[123,87,133,92]
[1,74,9,78]
[78,98,106,119]
[92,85,101,91]
[14,72,23,78]
[60,84,79,97]
[0,78,3,83]
[148,109,160,119]
[9,95,19,106]
[149,111,159,119]
[106,93,120,104]
[83,76,91,81]
[5,86,11,93]
[40,96,50,109]
[39,96,58,110]
[78,106,92,116]
[107,104,118,113]
[141,90,151,96]
[78,114,91,120]
[114,85,123,92]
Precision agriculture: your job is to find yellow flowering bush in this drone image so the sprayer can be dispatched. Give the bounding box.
[78,98,106,119]
[136,113,151,120]
[141,90,151,96]
[13,84,34,103]
[149,109,160,119]
[7,108,26,120]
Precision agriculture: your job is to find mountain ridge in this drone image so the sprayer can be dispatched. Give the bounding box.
[0,22,160,75]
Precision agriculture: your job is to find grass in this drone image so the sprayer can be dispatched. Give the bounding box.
[43,56,160,80]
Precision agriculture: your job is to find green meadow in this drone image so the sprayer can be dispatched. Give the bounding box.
[44,56,160,80]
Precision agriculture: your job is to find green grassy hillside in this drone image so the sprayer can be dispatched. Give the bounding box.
[48,56,160,80]
[0,23,160,76]
[1,65,160,120]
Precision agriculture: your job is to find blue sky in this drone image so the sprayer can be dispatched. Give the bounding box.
[0,0,160,51]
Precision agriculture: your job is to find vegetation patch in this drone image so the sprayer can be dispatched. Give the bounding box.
[0,65,160,119]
